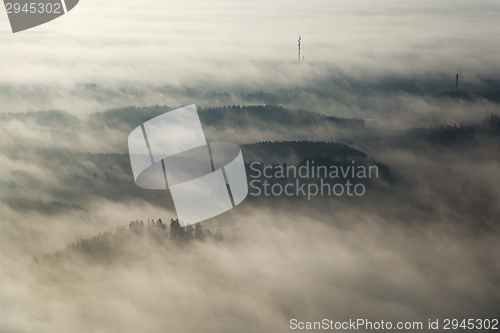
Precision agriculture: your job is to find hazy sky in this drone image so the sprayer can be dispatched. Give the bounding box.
[0,2,499,332]
[1,0,500,120]
[1,0,500,87]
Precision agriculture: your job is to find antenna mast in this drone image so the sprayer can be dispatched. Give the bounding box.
[298,36,301,63]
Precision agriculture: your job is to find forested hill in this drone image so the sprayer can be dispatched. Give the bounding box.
[89,105,364,132]
[1,140,393,215]
[39,219,224,266]
[394,114,500,148]
[241,141,367,164]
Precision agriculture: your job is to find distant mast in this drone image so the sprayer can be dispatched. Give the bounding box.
[298,36,301,63]
[456,74,459,92]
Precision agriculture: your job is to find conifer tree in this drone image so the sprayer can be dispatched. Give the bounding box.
[194,222,205,241]
[169,218,184,242]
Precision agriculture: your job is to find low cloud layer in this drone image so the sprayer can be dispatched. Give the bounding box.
[0,103,499,332]
[0,0,500,331]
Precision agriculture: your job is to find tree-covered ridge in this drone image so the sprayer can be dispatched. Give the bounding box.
[2,140,391,216]
[402,114,500,147]
[89,104,364,132]
[241,140,367,165]
[198,105,364,129]
[40,219,224,266]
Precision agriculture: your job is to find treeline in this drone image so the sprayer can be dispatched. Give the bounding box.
[242,140,367,159]
[198,105,364,129]
[39,219,224,266]
[406,114,500,146]
[126,218,223,243]
[89,104,366,132]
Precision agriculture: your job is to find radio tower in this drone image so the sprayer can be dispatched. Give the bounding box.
[298,36,301,63]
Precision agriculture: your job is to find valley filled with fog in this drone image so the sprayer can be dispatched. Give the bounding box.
[1,0,500,331]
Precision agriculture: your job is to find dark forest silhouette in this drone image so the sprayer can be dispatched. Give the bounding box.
[39,219,223,266]
[397,114,500,148]
[89,104,364,132]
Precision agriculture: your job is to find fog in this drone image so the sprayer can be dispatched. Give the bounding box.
[1,0,500,118]
[1,0,500,331]
[0,104,498,333]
